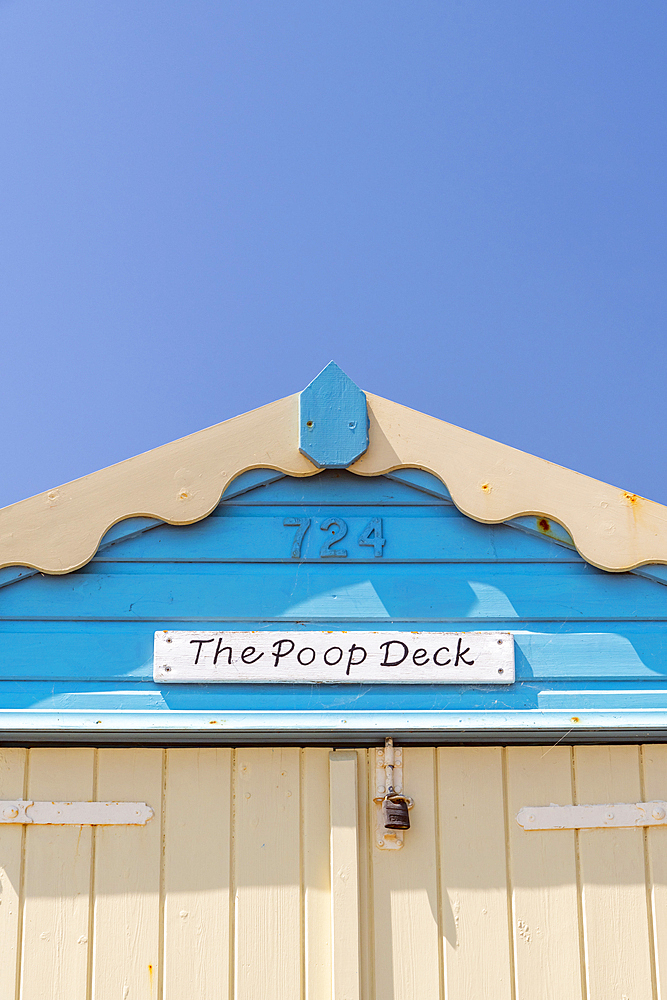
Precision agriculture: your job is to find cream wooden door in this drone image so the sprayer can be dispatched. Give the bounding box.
[0,744,663,999]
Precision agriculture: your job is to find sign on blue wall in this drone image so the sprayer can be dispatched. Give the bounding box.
[1,467,666,741]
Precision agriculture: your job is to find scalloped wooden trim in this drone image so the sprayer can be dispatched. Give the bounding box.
[0,394,318,575]
[1,389,666,576]
[349,393,667,572]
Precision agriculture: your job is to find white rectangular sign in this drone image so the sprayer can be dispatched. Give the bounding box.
[154,631,514,684]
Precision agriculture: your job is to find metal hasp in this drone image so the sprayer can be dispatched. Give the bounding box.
[374,737,414,850]
[0,800,154,825]
[517,800,667,831]
[299,361,369,468]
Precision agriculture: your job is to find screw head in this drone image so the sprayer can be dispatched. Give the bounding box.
[653,807,666,820]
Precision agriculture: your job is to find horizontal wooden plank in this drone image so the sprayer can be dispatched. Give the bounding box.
[96,512,579,563]
[2,619,663,637]
[1,624,666,682]
[3,563,662,621]
[537,688,667,709]
[3,679,667,719]
[0,631,153,679]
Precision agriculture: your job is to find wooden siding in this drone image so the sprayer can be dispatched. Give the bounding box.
[1,743,664,999]
[1,470,666,735]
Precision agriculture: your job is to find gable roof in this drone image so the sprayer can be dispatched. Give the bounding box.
[1,370,666,576]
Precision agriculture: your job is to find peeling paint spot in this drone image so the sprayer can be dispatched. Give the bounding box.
[571,716,580,723]
[623,492,639,505]
[517,919,532,943]
[538,517,550,533]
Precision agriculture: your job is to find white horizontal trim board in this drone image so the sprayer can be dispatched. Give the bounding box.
[154,630,514,684]
[0,800,154,825]
[517,800,667,830]
[2,707,667,737]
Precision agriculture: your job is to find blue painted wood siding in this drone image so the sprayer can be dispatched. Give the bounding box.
[1,469,666,736]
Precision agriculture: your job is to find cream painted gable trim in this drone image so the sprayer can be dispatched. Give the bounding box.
[354,394,667,572]
[0,394,318,575]
[1,390,666,575]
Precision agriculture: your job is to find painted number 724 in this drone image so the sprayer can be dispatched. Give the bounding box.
[283,517,385,559]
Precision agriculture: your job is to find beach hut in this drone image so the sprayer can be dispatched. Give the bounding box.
[1,361,666,999]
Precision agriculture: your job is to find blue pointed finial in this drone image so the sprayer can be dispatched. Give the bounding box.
[299,362,369,468]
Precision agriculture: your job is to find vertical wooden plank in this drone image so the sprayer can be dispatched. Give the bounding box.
[437,746,512,1000]
[373,747,441,1000]
[20,747,94,1000]
[163,748,231,1000]
[92,748,163,1000]
[329,751,360,1000]
[302,748,332,1000]
[0,748,26,1000]
[356,749,373,1000]
[506,746,583,1000]
[234,747,301,1000]
[640,745,666,996]
[575,745,654,1000]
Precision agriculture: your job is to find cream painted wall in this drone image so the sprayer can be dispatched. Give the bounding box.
[0,744,662,999]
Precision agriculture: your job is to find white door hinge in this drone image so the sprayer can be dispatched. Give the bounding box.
[517,800,667,831]
[0,800,154,825]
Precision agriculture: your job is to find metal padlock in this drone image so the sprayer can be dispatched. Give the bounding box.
[382,794,411,830]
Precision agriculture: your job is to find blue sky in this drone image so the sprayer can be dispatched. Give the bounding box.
[1,2,665,507]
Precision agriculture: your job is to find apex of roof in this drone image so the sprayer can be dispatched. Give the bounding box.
[1,368,666,575]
